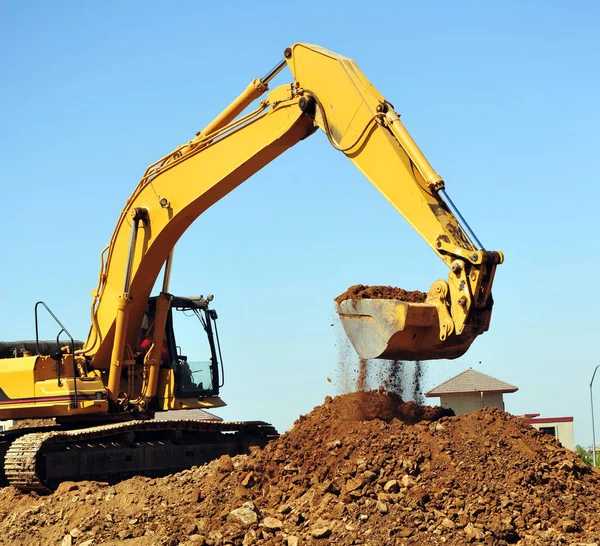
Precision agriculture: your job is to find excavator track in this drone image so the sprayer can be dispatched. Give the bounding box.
[3,419,278,494]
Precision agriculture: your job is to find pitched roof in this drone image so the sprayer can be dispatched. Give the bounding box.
[425,368,518,397]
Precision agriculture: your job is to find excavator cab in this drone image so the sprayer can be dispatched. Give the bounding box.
[143,295,222,398]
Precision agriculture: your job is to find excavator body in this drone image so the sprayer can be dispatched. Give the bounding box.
[0,42,502,491]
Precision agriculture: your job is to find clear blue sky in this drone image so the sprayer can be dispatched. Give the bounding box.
[1,1,599,446]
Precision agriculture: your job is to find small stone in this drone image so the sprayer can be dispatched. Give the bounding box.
[241,472,255,488]
[287,537,299,546]
[401,475,415,487]
[376,501,388,514]
[383,480,399,493]
[242,530,257,546]
[79,541,95,546]
[104,514,114,523]
[562,519,579,533]
[186,523,199,535]
[188,535,205,544]
[229,503,259,526]
[464,522,485,541]
[311,526,332,538]
[262,517,283,531]
[118,530,132,540]
[441,518,455,529]
[327,440,342,450]
[363,470,377,482]
[69,528,82,538]
[345,477,364,492]
[61,536,73,546]
[218,455,234,473]
[277,504,292,515]
[398,528,413,538]
[435,423,445,432]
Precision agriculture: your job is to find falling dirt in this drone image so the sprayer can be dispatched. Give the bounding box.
[412,360,424,405]
[385,359,404,394]
[356,358,368,391]
[334,284,427,305]
[1,391,599,545]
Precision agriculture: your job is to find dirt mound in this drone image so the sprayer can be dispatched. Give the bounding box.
[0,393,599,545]
[320,389,452,423]
[334,284,427,305]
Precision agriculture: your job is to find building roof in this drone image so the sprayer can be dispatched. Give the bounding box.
[524,415,573,424]
[425,368,518,398]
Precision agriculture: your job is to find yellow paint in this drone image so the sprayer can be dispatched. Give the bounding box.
[0,43,502,422]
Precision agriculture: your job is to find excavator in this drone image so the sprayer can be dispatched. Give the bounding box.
[0,43,503,493]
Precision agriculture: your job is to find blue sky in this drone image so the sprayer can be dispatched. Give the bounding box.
[1,1,599,446]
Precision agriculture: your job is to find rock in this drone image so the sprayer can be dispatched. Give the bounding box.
[118,530,132,540]
[262,517,282,531]
[464,522,485,541]
[401,474,416,487]
[383,480,399,493]
[287,537,299,546]
[562,519,580,533]
[376,501,388,514]
[188,536,205,544]
[441,518,455,529]
[277,504,292,515]
[311,526,332,538]
[241,472,255,488]
[79,541,95,546]
[345,477,364,492]
[242,530,257,546]
[186,523,199,535]
[69,528,82,538]
[229,503,259,526]
[61,536,73,546]
[218,455,234,473]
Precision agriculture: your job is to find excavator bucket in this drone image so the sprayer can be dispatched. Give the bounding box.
[335,298,476,361]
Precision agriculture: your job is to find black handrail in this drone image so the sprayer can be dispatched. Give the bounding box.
[34,301,78,408]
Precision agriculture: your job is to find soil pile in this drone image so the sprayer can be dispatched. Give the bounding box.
[334,285,427,305]
[0,392,599,546]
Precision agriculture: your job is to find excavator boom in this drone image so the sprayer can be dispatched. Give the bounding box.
[85,43,502,383]
[0,43,502,492]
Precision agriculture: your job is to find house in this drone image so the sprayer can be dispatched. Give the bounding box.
[523,413,574,451]
[425,368,518,414]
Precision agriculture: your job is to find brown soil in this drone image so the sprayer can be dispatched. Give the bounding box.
[356,358,368,391]
[0,391,599,545]
[334,284,427,305]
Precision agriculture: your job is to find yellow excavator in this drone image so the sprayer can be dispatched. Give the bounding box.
[0,43,502,492]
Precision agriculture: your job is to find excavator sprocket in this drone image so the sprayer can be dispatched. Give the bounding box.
[2,419,278,494]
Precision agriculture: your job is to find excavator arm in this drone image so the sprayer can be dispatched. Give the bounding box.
[81,43,502,403]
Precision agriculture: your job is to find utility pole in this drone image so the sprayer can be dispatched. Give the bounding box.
[591,365,600,467]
